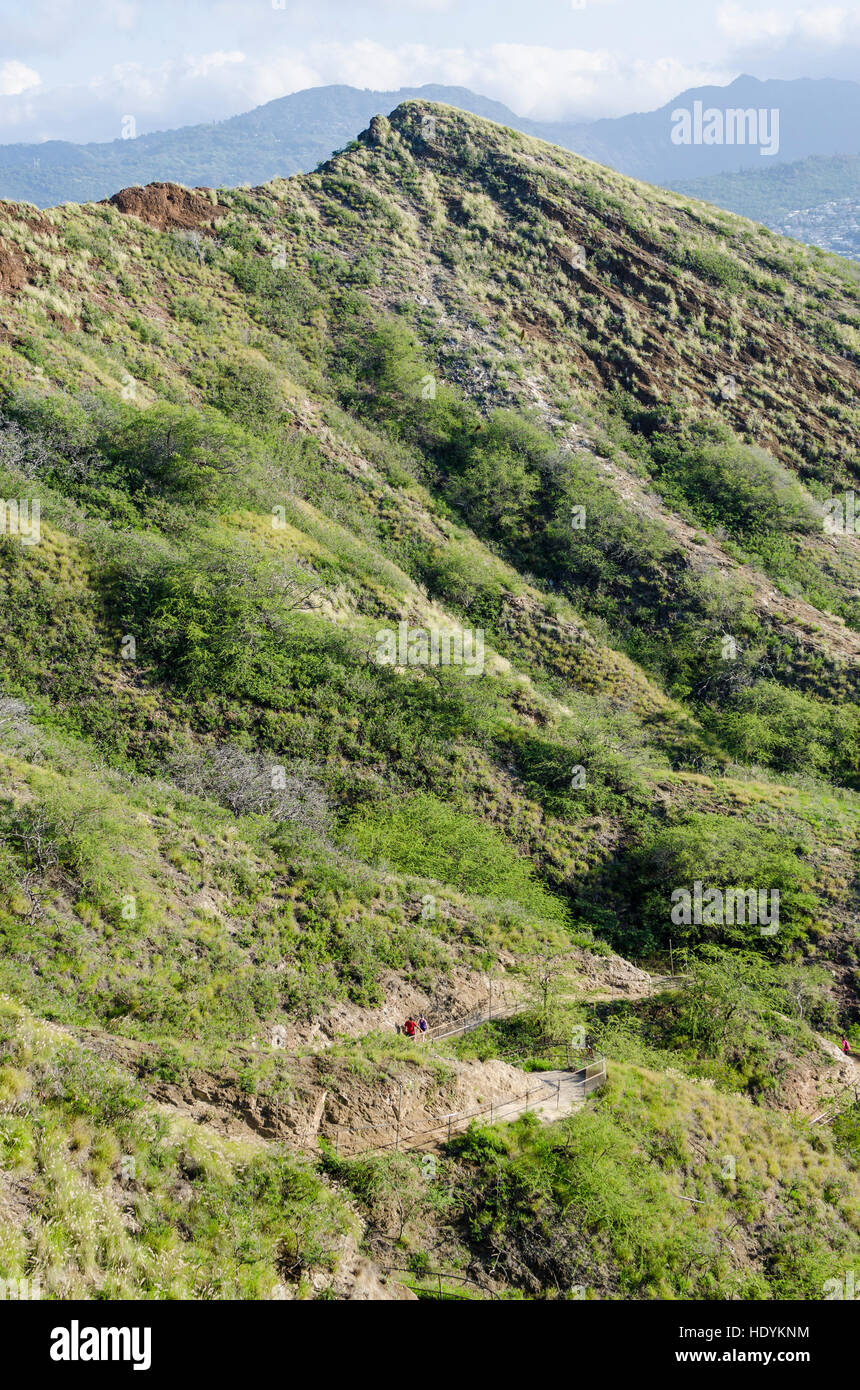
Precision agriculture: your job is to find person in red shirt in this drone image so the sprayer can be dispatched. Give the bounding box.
[404,1017,417,1038]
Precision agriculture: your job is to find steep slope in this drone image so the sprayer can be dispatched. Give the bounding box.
[672,155,860,262]
[0,101,858,1300]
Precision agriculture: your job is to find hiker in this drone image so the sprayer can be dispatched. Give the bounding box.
[418,1013,428,1042]
[841,1036,852,1056]
[404,1017,417,1039]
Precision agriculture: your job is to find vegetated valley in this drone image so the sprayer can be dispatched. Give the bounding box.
[0,101,859,1301]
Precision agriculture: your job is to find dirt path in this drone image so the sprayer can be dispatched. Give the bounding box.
[522,1069,590,1125]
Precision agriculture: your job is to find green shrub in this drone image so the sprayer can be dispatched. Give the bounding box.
[610,811,817,955]
[649,433,819,539]
[704,681,860,784]
[209,359,286,432]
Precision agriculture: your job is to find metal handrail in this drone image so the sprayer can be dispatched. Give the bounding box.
[332,1055,607,1156]
[423,999,520,1043]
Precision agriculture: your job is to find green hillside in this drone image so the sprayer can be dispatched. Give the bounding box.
[0,101,858,1301]
[671,154,860,225]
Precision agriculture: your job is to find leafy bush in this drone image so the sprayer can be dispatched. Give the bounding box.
[603,948,830,1094]
[649,432,820,539]
[1,389,251,513]
[510,723,647,818]
[704,680,860,784]
[208,359,286,432]
[609,811,817,955]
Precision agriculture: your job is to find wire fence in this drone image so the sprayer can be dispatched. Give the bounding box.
[465,1036,602,1069]
[648,973,692,991]
[331,1055,607,1157]
[421,997,521,1043]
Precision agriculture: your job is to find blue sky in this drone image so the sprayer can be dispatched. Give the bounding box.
[1,0,858,143]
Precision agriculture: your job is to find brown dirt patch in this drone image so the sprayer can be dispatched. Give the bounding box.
[106,182,228,232]
[0,1171,34,1228]
[0,238,30,294]
[47,307,75,332]
[768,1034,858,1117]
[25,213,56,237]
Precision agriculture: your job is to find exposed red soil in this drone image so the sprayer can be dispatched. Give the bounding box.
[0,238,30,294]
[47,307,75,332]
[24,213,56,237]
[106,182,228,233]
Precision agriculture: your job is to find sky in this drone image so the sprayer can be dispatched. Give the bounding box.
[0,0,858,144]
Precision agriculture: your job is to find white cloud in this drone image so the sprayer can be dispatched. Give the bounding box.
[469,47,728,119]
[0,38,740,143]
[267,0,457,10]
[715,3,860,81]
[224,53,323,107]
[718,4,860,46]
[186,51,247,82]
[245,41,727,121]
[466,44,615,118]
[0,61,41,97]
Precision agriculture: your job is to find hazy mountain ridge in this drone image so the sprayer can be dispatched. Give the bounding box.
[0,84,536,207]
[2,75,859,211]
[671,154,860,259]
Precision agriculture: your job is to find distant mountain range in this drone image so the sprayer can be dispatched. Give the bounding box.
[0,85,530,207]
[672,153,860,222]
[554,75,860,183]
[1,75,859,258]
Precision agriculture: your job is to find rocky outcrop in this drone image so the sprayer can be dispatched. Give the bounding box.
[107,181,227,232]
